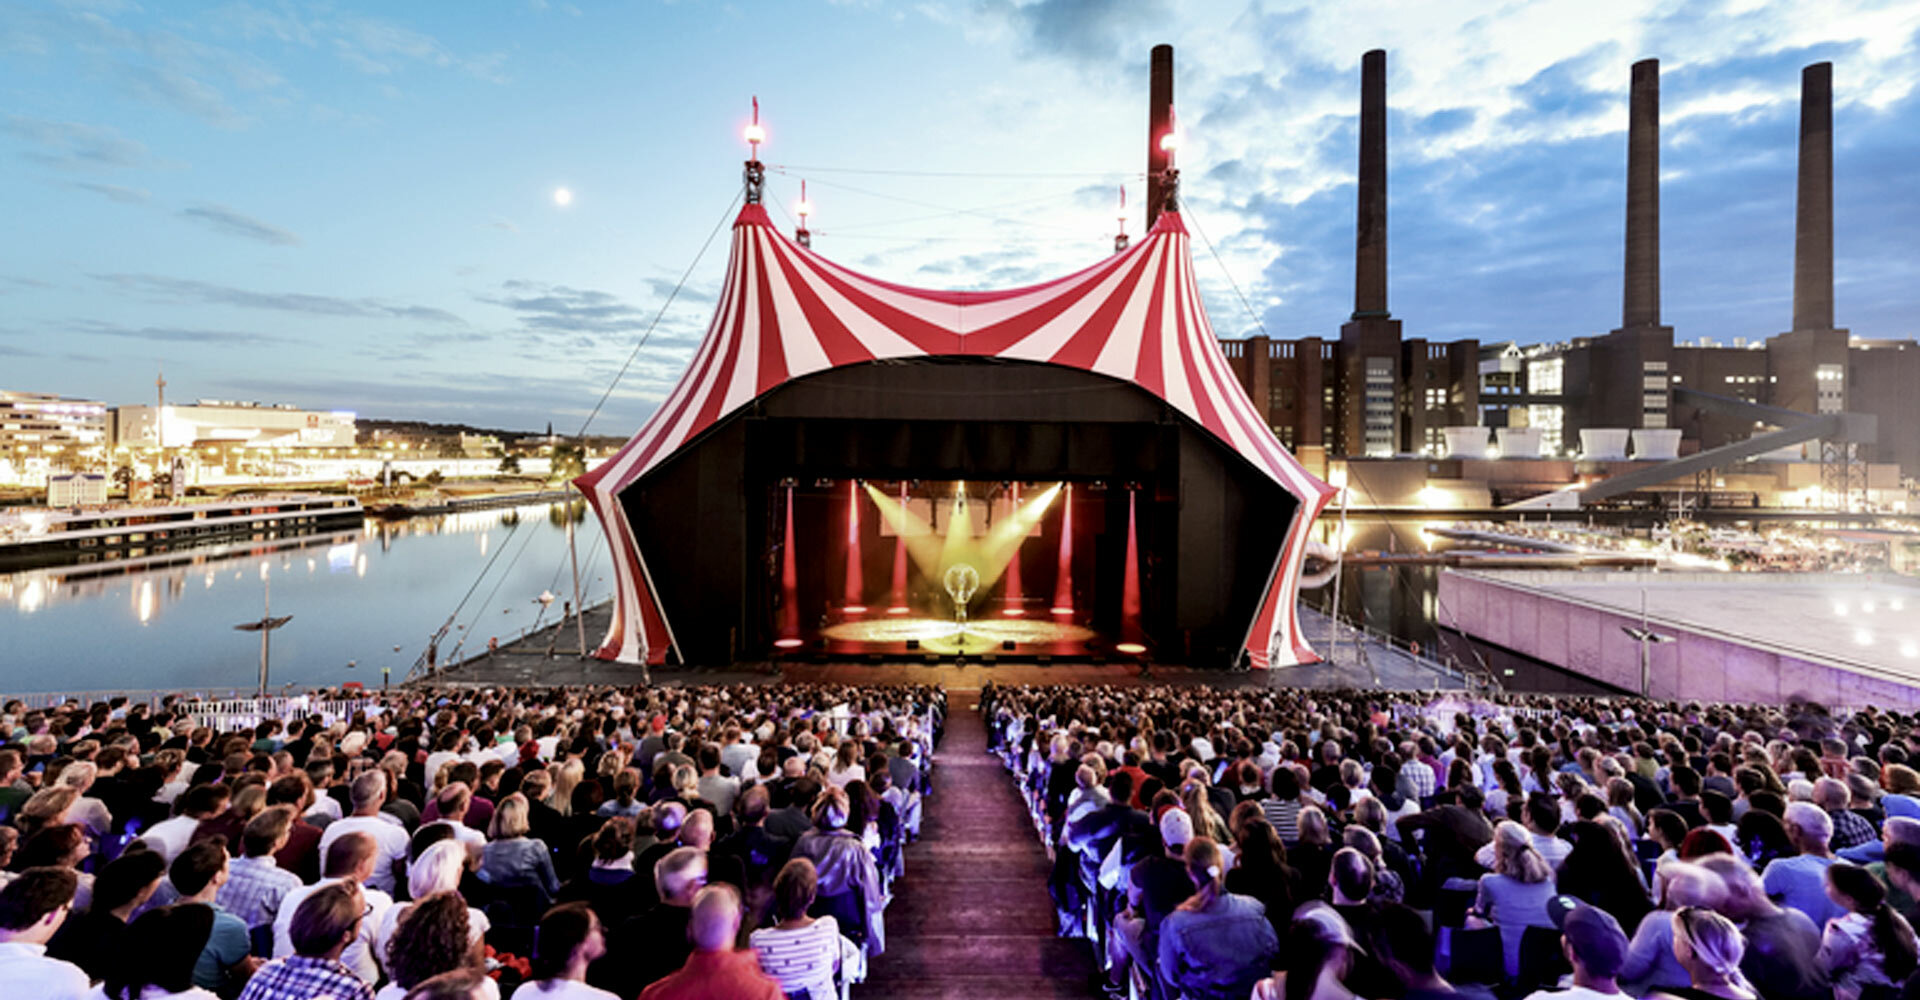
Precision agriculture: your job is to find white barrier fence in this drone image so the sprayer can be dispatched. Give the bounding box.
[178,697,372,732]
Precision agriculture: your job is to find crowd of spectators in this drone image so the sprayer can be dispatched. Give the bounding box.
[0,683,942,1000]
[986,682,1920,1000]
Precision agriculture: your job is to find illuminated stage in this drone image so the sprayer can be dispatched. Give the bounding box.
[769,477,1140,660]
[820,616,1097,655]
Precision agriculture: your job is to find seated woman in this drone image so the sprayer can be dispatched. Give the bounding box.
[1471,820,1558,979]
[792,787,887,955]
[1290,805,1337,901]
[1821,861,1920,1000]
[557,818,640,928]
[479,793,561,902]
[1668,905,1758,1000]
[376,892,496,1000]
[1619,861,1725,995]
[1156,837,1279,1000]
[750,858,865,1000]
[374,839,490,980]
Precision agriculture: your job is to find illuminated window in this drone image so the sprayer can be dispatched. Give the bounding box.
[1528,404,1565,455]
[1527,358,1564,396]
[1363,358,1395,456]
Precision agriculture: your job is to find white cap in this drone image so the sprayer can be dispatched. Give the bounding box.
[1159,808,1194,848]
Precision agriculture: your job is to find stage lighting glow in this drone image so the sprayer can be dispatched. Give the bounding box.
[773,638,804,649]
[1855,628,1874,646]
[1051,606,1073,615]
[1115,642,1147,655]
[887,606,909,615]
[1003,608,1025,616]
[843,605,868,614]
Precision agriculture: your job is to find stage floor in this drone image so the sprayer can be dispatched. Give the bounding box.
[814,614,1098,656]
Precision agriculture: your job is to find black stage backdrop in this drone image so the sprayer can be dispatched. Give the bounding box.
[618,358,1296,667]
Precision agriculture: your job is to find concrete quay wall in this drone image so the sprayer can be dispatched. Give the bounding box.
[1438,570,1920,710]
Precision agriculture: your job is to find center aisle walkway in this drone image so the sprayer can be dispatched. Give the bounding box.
[862,697,1099,999]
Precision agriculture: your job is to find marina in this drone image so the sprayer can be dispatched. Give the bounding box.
[0,494,364,568]
[0,500,608,694]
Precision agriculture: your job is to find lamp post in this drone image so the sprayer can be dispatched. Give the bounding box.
[234,563,292,697]
[1620,588,1675,698]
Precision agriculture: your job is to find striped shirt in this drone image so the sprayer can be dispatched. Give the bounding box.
[749,917,842,1000]
[1261,798,1303,844]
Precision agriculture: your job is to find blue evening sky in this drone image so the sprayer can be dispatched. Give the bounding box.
[3,0,1917,433]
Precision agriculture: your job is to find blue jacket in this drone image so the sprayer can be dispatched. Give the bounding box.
[1156,891,1278,1000]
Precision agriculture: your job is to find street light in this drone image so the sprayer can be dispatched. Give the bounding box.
[1620,588,1675,698]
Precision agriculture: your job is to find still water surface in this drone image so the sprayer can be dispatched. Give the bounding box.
[0,504,608,694]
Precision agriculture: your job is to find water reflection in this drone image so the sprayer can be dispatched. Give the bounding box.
[1,503,607,693]
[1305,517,1623,695]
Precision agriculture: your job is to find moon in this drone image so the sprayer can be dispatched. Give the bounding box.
[553,187,573,207]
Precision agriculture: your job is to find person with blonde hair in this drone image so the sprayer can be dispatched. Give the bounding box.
[1619,860,1724,993]
[1179,780,1229,846]
[549,760,584,818]
[1292,804,1336,896]
[1472,820,1557,978]
[16,786,79,841]
[479,793,560,900]
[1670,906,1757,999]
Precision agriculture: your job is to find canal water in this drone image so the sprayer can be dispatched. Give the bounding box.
[0,503,609,694]
[1303,517,1625,694]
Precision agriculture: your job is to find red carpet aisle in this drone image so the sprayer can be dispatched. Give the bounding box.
[861,700,1100,999]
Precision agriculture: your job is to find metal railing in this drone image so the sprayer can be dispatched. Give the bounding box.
[176,696,371,732]
[1307,605,1502,693]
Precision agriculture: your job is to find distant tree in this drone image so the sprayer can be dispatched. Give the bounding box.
[499,454,521,474]
[549,442,586,482]
[425,469,445,487]
[112,465,133,490]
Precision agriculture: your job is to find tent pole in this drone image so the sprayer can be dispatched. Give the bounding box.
[568,490,587,659]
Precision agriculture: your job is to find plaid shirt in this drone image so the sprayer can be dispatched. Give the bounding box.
[1402,758,1437,800]
[237,955,374,1000]
[1831,808,1878,851]
[219,854,304,928]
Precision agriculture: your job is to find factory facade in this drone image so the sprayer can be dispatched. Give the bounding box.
[1221,54,1920,493]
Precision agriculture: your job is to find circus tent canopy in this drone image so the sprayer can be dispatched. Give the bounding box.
[576,201,1337,667]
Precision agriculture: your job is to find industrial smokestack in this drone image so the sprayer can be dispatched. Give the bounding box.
[1622,58,1661,329]
[1354,49,1389,319]
[1147,44,1174,228]
[1793,61,1834,332]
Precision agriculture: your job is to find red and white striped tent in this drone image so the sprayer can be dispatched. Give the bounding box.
[576,202,1338,667]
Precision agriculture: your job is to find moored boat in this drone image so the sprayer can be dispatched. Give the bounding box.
[0,494,364,568]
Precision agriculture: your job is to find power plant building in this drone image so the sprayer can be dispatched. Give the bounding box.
[1221,53,1920,493]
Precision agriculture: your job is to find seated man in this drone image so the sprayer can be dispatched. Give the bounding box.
[239,881,375,1000]
[640,884,782,1000]
[0,867,89,1000]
